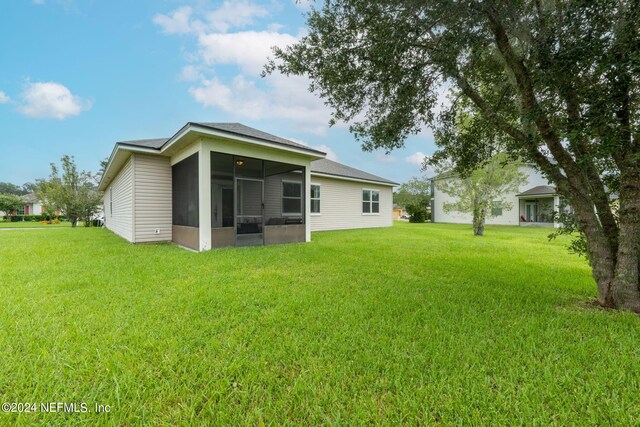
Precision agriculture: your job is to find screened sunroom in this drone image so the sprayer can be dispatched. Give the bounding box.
[172,150,308,250]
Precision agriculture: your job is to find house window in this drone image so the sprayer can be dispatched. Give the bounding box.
[16,206,25,215]
[310,184,320,214]
[362,189,380,214]
[282,181,302,215]
[109,189,113,215]
[490,201,502,216]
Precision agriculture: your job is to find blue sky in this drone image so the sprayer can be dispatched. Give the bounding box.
[0,0,436,186]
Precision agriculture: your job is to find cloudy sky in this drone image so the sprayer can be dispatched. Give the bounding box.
[0,0,436,186]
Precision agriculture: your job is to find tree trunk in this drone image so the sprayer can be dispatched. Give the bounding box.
[573,172,640,312]
[610,171,640,312]
[71,215,78,228]
[472,201,485,236]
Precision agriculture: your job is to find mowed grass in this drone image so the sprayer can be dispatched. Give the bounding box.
[0,221,73,228]
[1,223,639,425]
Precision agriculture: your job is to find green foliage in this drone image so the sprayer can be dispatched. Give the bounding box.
[393,175,431,208]
[435,154,527,235]
[548,210,590,261]
[265,0,640,308]
[1,224,639,424]
[406,203,429,223]
[0,182,29,196]
[36,155,102,228]
[3,214,66,223]
[0,193,23,221]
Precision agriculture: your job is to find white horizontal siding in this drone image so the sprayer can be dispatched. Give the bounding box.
[104,155,134,241]
[133,154,172,243]
[310,176,393,231]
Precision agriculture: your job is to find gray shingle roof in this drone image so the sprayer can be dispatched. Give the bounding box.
[115,122,325,155]
[517,185,556,197]
[22,192,38,203]
[193,122,324,154]
[117,138,169,149]
[311,159,398,185]
[110,123,396,185]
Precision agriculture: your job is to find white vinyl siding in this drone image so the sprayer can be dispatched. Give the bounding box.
[134,154,172,242]
[104,155,134,241]
[310,176,393,231]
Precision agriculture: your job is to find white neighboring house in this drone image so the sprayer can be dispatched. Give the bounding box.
[98,122,397,251]
[21,193,43,216]
[0,193,62,219]
[431,165,563,228]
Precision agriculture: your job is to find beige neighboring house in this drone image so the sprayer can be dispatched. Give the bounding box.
[98,122,397,251]
[431,165,565,228]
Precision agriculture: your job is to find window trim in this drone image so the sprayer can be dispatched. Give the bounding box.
[362,188,380,216]
[282,180,303,216]
[310,184,321,215]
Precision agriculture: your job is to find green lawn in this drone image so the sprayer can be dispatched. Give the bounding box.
[0,221,73,228]
[1,223,638,425]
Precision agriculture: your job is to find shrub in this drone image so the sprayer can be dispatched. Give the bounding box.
[406,203,430,223]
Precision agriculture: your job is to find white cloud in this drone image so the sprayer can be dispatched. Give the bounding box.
[405,151,427,166]
[205,1,268,33]
[286,138,338,161]
[153,1,268,35]
[179,65,203,82]
[197,30,298,75]
[0,91,10,104]
[314,144,338,161]
[189,73,331,135]
[18,82,91,119]
[153,6,196,34]
[154,3,333,135]
[375,152,396,163]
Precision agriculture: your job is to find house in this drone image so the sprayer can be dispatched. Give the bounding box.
[1,193,59,218]
[392,205,407,220]
[98,122,397,251]
[21,193,43,215]
[431,165,563,227]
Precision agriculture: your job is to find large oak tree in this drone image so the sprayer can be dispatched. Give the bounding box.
[265,0,640,311]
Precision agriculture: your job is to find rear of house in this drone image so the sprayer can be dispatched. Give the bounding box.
[431,165,563,227]
[99,122,396,251]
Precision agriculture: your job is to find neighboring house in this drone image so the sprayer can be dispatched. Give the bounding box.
[98,122,397,251]
[392,205,407,219]
[1,193,61,219]
[21,193,43,215]
[431,165,563,228]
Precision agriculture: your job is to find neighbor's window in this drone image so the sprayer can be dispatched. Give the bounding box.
[362,189,380,214]
[282,181,302,215]
[310,184,320,214]
[491,201,502,216]
[16,206,25,215]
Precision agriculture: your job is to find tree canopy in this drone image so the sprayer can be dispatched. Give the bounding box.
[435,154,527,235]
[36,156,102,227]
[393,176,431,208]
[266,1,640,311]
[0,193,24,222]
